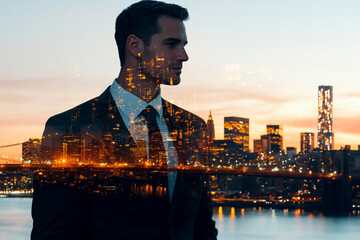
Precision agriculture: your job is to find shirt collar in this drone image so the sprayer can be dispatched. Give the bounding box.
[110,79,163,120]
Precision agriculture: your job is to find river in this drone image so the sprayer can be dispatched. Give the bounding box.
[1,198,360,239]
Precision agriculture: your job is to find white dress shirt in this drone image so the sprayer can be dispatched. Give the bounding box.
[110,79,178,201]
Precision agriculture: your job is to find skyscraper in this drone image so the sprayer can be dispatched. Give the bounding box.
[207,111,215,141]
[224,116,249,151]
[318,85,334,151]
[266,125,283,154]
[300,132,314,154]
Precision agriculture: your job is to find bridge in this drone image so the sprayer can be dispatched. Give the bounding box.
[0,146,356,213]
[0,141,24,164]
[1,162,356,213]
[0,163,343,180]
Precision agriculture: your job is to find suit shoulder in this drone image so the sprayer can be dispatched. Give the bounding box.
[46,98,95,126]
[45,88,110,127]
[162,99,206,127]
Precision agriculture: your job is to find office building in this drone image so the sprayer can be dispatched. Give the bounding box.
[22,138,41,163]
[266,125,283,154]
[208,140,244,167]
[260,135,270,154]
[286,147,297,156]
[300,132,315,154]
[224,116,249,151]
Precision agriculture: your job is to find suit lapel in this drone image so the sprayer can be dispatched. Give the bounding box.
[97,87,137,163]
[162,99,187,165]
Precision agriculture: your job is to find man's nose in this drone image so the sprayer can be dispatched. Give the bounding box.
[177,47,189,62]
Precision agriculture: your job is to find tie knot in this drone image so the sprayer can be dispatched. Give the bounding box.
[140,105,158,123]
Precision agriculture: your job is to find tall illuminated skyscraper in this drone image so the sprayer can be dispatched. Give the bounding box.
[318,85,334,151]
[207,111,215,141]
[224,116,249,151]
[300,132,314,154]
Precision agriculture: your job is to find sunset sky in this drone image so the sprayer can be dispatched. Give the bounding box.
[1,0,360,160]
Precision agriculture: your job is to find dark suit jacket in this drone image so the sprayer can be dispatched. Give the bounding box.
[31,87,217,240]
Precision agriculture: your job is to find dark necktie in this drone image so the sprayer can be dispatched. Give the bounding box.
[141,105,167,167]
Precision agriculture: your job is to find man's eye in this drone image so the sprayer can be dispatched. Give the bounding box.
[166,42,177,48]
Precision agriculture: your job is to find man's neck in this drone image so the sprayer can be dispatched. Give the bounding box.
[117,67,160,103]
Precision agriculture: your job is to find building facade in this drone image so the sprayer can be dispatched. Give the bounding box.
[253,139,262,154]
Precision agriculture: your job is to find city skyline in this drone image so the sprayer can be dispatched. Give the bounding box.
[1,83,359,160]
[12,87,360,165]
[1,1,360,159]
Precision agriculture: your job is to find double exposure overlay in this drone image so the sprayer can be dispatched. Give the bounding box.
[1,1,360,240]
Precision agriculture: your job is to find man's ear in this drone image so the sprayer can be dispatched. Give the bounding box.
[126,34,144,58]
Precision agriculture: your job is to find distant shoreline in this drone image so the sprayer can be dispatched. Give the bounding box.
[0,195,330,211]
[0,193,33,198]
[212,200,321,210]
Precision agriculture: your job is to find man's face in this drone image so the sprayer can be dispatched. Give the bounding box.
[139,15,189,85]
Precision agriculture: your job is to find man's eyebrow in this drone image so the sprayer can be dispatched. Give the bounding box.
[163,37,188,45]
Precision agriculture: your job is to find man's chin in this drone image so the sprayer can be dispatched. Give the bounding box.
[162,77,181,86]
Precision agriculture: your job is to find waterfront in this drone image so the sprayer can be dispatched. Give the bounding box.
[1,198,360,239]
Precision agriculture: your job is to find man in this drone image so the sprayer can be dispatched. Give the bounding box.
[31,1,217,239]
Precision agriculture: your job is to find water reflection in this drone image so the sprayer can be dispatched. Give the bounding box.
[213,206,360,218]
[284,208,288,216]
[230,207,236,219]
[218,206,223,221]
[271,209,276,219]
[213,206,360,240]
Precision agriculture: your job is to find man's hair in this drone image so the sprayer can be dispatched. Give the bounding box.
[115,0,189,66]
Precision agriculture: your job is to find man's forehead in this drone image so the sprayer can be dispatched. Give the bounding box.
[156,15,187,41]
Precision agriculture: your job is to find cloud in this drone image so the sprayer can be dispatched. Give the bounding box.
[0,78,58,90]
[334,117,360,135]
[0,117,46,127]
[163,85,297,118]
[190,86,294,104]
[284,117,317,130]
[339,92,360,99]
[0,92,37,105]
